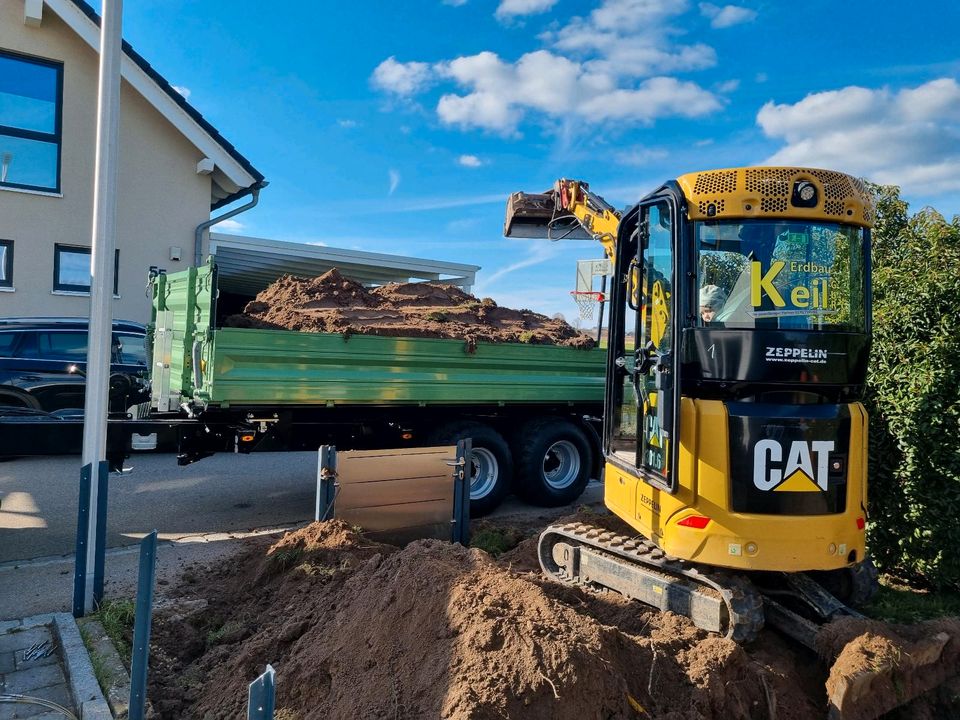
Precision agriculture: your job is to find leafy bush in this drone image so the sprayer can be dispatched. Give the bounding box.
[865,184,960,589]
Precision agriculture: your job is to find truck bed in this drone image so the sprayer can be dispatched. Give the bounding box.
[151,264,605,410]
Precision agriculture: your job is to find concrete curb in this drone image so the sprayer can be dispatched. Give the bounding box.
[21,612,113,719]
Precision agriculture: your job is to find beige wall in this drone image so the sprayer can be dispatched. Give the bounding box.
[0,3,212,322]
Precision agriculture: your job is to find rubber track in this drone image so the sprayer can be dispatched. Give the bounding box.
[539,522,765,643]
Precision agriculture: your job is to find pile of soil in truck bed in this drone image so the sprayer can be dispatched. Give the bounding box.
[223,269,595,349]
[147,516,960,719]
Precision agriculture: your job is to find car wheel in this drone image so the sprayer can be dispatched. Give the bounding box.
[515,418,593,507]
[428,421,513,517]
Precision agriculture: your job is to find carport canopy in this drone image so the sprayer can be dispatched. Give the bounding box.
[209,233,480,297]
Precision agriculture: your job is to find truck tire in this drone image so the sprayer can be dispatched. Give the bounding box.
[428,421,513,517]
[515,418,593,507]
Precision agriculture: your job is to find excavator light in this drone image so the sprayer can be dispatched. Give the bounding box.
[676,515,711,529]
[791,180,818,207]
[240,433,255,443]
[401,432,414,440]
[856,517,866,530]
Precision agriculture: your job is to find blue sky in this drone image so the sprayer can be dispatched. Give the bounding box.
[118,0,960,323]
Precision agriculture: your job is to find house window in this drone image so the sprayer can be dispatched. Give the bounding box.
[0,240,12,288]
[0,50,63,193]
[54,245,119,295]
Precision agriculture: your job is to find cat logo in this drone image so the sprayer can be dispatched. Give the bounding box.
[753,439,834,492]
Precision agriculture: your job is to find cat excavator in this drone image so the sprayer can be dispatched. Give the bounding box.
[505,167,957,718]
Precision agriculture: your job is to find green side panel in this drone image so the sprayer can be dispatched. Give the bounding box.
[199,329,606,407]
[149,263,217,400]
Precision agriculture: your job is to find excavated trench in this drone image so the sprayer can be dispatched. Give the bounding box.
[147,517,960,719]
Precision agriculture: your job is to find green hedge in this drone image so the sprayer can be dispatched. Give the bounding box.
[865,185,960,589]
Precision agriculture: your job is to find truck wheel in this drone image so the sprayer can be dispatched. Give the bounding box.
[428,422,512,517]
[515,418,593,507]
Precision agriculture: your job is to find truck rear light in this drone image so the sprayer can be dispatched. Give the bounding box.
[677,515,711,529]
[240,433,255,443]
[856,517,865,530]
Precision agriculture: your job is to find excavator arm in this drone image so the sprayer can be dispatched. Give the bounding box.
[504,179,621,263]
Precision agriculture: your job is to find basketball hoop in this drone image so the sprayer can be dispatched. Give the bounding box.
[571,291,604,321]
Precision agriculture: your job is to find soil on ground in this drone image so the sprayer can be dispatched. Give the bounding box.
[222,269,595,350]
[148,513,960,720]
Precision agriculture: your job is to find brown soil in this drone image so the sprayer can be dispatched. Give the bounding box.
[148,516,960,720]
[223,268,595,349]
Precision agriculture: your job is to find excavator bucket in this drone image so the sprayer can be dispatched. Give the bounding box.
[503,191,593,240]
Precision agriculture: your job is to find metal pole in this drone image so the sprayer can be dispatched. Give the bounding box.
[77,0,123,616]
[128,531,158,720]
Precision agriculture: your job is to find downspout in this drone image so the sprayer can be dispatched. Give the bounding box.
[194,182,266,266]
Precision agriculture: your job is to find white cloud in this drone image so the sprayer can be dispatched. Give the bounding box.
[371,57,433,96]
[474,243,563,294]
[388,169,401,195]
[337,119,357,128]
[434,50,719,133]
[759,78,960,193]
[458,154,484,167]
[172,85,191,99]
[699,3,757,28]
[372,0,722,134]
[443,0,468,5]
[615,145,669,166]
[214,218,245,233]
[496,0,558,21]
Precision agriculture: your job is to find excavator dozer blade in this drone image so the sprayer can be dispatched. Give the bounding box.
[503,191,593,240]
[819,617,960,720]
[767,599,960,719]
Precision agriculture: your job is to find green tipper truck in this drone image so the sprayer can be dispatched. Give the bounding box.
[149,262,606,515]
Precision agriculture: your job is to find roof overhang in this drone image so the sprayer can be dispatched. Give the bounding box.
[209,234,480,297]
[45,0,266,209]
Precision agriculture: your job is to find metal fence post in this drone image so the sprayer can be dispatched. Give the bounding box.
[451,439,472,545]
[248,664,276,720]
[315,445,337,522]
[92,460,109,606]
[128,530,158,720]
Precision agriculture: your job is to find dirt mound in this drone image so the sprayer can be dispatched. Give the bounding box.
[146,516,960,719]
[223,268,595,349]
[151,519,849,720]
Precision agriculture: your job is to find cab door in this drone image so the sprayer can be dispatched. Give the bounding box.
[606,198,679,492]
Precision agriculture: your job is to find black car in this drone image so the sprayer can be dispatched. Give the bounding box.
[0,317,150,414]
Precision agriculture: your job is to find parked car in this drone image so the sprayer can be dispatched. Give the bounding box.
[0,317,150,414]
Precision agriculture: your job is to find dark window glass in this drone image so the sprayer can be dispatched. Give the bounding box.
[0,51,62,192]
[37,331,88,360]
[0,331,19,357]
[0,239,12,287]
[115,333,146,365]
[54,245,119,294]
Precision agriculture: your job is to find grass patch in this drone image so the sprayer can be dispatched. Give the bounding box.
[470,525,525,557]
[92,598,135,665]
[862,576,960,623]
[205,620,245,647]
[266,547,304,572]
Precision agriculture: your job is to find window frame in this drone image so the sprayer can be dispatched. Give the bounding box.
[0,239,12,289]
[0,49,64,194]
[53,244,119,295]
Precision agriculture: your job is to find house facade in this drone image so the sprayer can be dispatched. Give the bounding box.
[0,0,265,322]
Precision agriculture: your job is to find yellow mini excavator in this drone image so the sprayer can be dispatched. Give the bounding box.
[505,167,957,718]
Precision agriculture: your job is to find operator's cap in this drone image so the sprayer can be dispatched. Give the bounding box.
[699,285,728,309]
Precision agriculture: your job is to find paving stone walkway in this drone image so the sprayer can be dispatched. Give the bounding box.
[0,622,77,720]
